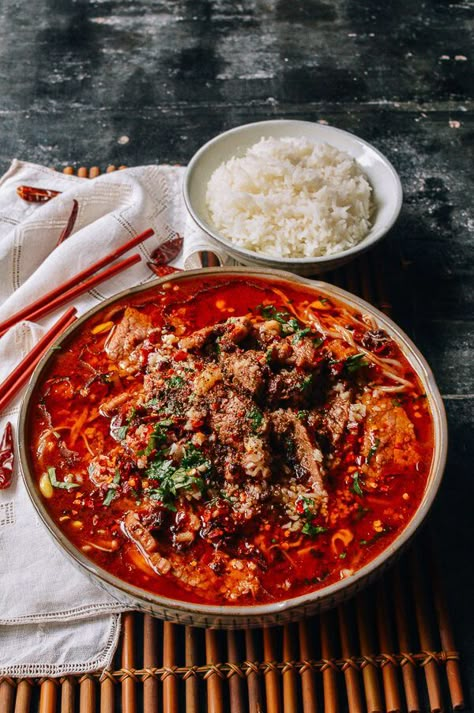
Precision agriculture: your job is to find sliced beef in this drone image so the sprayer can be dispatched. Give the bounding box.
[99,391,136,418]
[105,307,152,367]
[179,316,251,352]
[361,394,419,478]
[178,324,217,351]
[322,389,352,446]
[291,337,320,369]
[268,335,319,370]
[209,392,253,447]
[124,512,261,600]
[255,319,282,345]
[219,317,252,348]
[171,552,261,601]
[267,369,312,408]
[271,409,327,511]
[219,350,266,398]
[267,340,293,365]
[122,512,172,574]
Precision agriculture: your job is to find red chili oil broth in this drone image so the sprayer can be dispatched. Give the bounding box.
[27,275,434,605]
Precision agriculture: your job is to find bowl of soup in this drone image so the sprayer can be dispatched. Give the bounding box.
[19,268,446,627]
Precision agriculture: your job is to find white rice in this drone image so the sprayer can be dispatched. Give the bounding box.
[205,137,373,258]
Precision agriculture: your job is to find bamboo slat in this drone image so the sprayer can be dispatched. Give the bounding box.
[143,615,159,713]
[283,624,298,713]
[245,629,264,713]
[372,250,393,315]
[375,582,402,713]
[429,552,465,710]
[121,613,137,713]
[410,550,443,713]
[227,631,245,713]
[0,680,15,713]
[356,592,384,713]
[205,630,224,713]
[345,260,360,296]
[298,618,318,713]
[360,253,376,304]
[14,680,32,713]
[185,627,200,713]
[338,603,364,713]
[79,675,95,713]
[100,674,114,713]
[263,628,282,713]
[60,677,75,713]
[163,623,179,713]
[392,566,421,713]
[39,680,57,713]
[2,165,464,713]
[320,611,339,713]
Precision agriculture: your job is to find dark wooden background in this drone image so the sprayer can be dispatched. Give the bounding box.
[0,0,472,705]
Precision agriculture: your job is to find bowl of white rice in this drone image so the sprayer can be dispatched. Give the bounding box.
[183,120,403,275]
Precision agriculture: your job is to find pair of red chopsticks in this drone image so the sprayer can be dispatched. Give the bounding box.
[0,227,154,413]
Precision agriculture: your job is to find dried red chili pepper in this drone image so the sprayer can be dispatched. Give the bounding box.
[0,422,14,489]
[147,264,181,277]
[150,235,183,266]
[57,199,79,246]
[16,185,61,203]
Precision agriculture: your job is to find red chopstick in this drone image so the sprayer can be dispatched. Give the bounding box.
[0,227,154,336]
[0,307,77,412]
[18,253,141,331]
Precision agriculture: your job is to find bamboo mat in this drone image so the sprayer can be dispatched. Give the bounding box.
[0,165,465,713]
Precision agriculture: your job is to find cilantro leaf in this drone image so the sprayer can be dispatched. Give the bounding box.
[181,444,210,470]
[302,522,328,537]
[366,438,380,464]
[292,327,311,344]
[146,446,208,509]
[297,496,328,538]
[259,304,305,337]
[351,471,365,497]
[167,375,184,389]
[143,419,174,456]
[345,353,369,373]
[299,374,314,391]
[246,407,264,433]
[103,488,118,507]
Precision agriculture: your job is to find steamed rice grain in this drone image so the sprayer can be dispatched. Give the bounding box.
[205,137,373,258]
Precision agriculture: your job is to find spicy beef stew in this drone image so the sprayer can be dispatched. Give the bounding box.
[26,275,433,606]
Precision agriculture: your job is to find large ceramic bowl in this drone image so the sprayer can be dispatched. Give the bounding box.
[184,120,403,276]
[19,268,446,628]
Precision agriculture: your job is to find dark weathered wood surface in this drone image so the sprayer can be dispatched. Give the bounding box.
[0,0,472,708]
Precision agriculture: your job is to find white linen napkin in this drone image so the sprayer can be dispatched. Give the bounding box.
[0,160,223,677]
